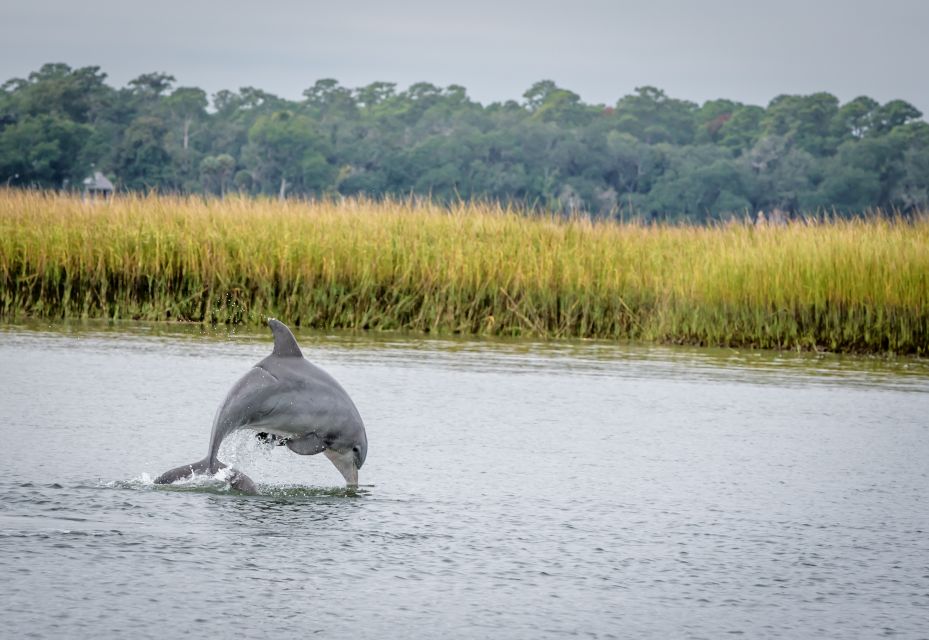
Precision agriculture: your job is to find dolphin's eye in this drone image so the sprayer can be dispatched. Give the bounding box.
[352,446,359,452]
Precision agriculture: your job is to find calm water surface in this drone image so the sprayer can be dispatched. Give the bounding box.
[1,322,927,639]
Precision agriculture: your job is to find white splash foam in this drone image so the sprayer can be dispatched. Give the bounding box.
[124,431,348,493]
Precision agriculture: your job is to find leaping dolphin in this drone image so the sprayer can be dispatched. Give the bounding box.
[155,319,368,494]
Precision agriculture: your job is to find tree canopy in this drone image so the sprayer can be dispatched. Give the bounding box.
[1,62,927,221]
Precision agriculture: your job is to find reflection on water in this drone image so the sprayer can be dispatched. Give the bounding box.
[5,318,929,391]
[1,321,927,639]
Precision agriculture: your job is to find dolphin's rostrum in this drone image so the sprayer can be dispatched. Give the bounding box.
[155,319,368,494]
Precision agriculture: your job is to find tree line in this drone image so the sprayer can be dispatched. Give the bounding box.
[2,63,928,221]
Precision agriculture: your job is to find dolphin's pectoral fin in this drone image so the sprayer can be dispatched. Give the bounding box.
[286,433,326,456]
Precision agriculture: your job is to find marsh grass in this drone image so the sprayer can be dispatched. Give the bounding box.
[1,190,927,354]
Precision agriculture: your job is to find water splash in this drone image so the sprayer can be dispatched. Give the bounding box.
[105,435,365,497]
[106,470,243,494]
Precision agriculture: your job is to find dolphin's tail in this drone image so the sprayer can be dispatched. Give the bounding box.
[154,457,258,494]
[154,457,211,485]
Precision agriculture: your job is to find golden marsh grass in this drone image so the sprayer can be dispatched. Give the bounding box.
[1,190,927,354]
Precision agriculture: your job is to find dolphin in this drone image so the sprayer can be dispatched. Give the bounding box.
[154,319,368,494]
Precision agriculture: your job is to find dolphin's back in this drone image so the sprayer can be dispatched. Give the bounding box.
[205,352,364,467]
[257,354,365,436]
[264,317,364,437]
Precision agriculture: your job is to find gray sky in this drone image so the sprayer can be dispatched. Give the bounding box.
[3,0,928,115]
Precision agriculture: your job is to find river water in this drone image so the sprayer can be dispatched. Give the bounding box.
[0,322,927,639]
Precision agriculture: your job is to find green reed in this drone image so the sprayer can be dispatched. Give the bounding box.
[1,190,927,354]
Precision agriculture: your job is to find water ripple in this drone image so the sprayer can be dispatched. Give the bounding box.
[1,325,927,638]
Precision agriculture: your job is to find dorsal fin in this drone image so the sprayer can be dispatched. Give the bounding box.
[268,318,303,358]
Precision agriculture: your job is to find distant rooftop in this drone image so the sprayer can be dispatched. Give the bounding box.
[83,171,114,192]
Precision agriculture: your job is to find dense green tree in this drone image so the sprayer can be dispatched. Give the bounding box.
[204,87,287,167]
[743,136,819,213]
[808,163,882,213]
[523,80,559,111]
[762,93,840,156]
[199,153,236,196]
[647,145,752,221]
[613,86,697,145]
[112,115,172,190]
[302,78,359,152]
[716,105,764,153]
[127,72,176,100]
[166,87,208,152]
[2,64,112,124]
[695,99,739,144]
[355,82,397,109]
[0,114,91,187]
[243,111,334,197]
[163,87,209,189]
[893,145,929,212]
[603,131,665,199]
[0,65,116,187]
[533,87,594,127]
[2,63,928,220]
[873,100,922,135]
[834,96,880,139]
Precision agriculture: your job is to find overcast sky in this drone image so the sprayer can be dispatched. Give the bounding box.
[3,0,927,115]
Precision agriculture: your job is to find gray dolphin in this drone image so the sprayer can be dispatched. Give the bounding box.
[154,319,368,494]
